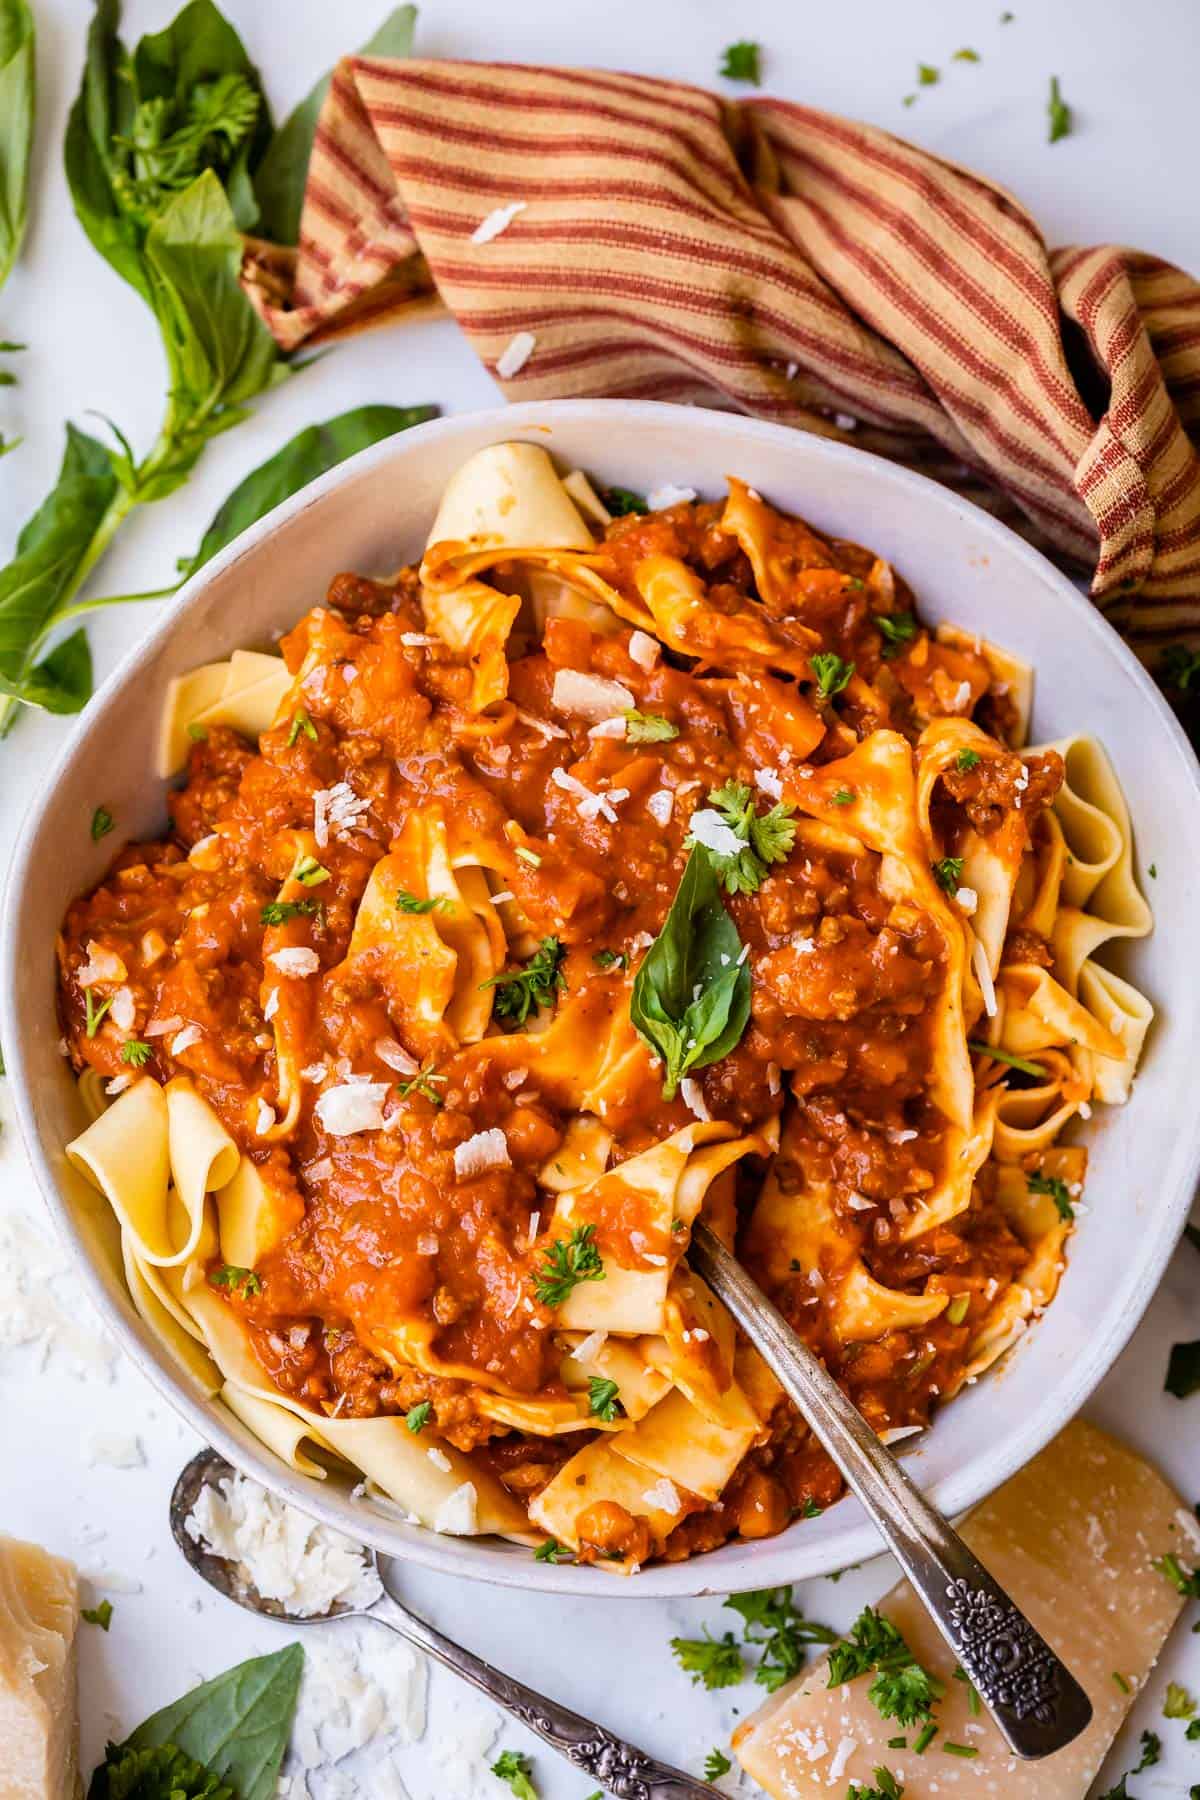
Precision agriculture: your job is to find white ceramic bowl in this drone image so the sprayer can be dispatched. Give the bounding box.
[6,401,1199,1598]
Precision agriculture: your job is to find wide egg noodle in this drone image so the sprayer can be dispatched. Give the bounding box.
[158,649,295,778]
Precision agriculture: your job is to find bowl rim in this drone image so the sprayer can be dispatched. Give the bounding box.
[5,397,1199,1599]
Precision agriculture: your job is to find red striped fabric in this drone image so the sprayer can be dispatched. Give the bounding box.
[242,58,1200,647]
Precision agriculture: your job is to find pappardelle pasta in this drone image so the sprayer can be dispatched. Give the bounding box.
[57,444,1153,1571]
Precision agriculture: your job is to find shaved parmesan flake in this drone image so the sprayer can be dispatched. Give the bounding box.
[952,680,972,712]
[110,987,136,1032]
[640,1477,681,1511]
[847,1193,874,1212]
[433,1481,479,1535]
[263,988,280,1022]
[972,935,997,1017]
[256,1098,276,1136]
[185,1470,381,1615]
[77,941,125,988]
[314,781,369,847]
[495,331,535,379]
[270,947,320,978]
[646,788,674,827]
[88,1432,145,1469]
[766,1061,781,1096]
[315,1082,390,1136]
[417,1234,439,1257]
[571,1329,608,1363]
[105,1074,134,1096]
[587,715,627,740]
[628,629,661,670]
[887,1127,918,1144]
[515,708,567,739]
[551,765,620,824]
[647,484,697,511]
[375,1037,419,1077]
[145,1015,182,1038]
[687,807,744,859]
[954,885,979,914]
[301,1061,328,1083]
[471,200,527,243]
[550,668,634,722]
[169,1024,202,1055]
[679,1077,711,1122]
[400,632,435,648]
[754,766,784,800]
[454,1128,511,1179]
[425,1446,452,1473]
[827,1736,858,1782]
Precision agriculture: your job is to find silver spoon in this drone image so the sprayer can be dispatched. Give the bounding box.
[689,1221,1093,1760]
[171,1447,715,1799]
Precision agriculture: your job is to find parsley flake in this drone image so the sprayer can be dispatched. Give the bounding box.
[396,1066,444,1106]
[81,1599,113,1629]
[849,1770,905,1800]
[1166,1338,1200,1400]
[593,948,628,971]
[719,40,761,84]
[484,937,566,1026]
[260,898,322,927]
[533,1537,570,1563]
[604,486,649,516]
[930,855,964,893]
[694,780,797,895]
[1027,1170,1073,1220]
[120,1040,152,1067]
[917,63,940,86]
[832,788,855,806]
[208,1264,262,1298]
[725,1587,837,1692]
[1048,74,1072,143]
[534,1223,605,1307]
[1154,1552,1200,1598]
[394,889,445,914]
[587,1376,623,1421]
[491,1750,539,1800]
[90,806,114,841]
[952,47,981,62]
[704,1748,732,1780]
[876,612,916,657]
[293,855,330,887]
[956,748,981,772]
[670,1629,744,1690]
[405,1402,432,1434]
[1165,1681,1196,1719]
[967,1039,1047,1077]
[286,707,318,747]
[623,708,679,743]
[810,651,855,698]
[827,1606,943,1725]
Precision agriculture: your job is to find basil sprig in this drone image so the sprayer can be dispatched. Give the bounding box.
[0,0,35,453]
[631,848,751,1098]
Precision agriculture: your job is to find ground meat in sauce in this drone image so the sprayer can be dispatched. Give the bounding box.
[57,491,1079,1564]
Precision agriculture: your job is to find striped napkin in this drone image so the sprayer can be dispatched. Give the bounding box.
[243,58,1200,650]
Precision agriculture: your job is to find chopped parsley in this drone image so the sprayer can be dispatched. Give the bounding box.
[186,722,207,742]
[1048,75,1072,143]
[930,855,964,894]
[725,1587,837,1692]
[670,1629,744,1690]
[811,651,855,698]
[942,1743,978,1759]
[719,39,761,84]
[84,991,113,1038]
[623,708,678,743]
[587,1376,623,1421]
[394,889,445,914]
[491,1749,538,1800]
[90,805,114,841]
[1135,1730,1161,1769]
[956,747,981,772]
[876,612,916,657]
[592,948,628,970]
[1154,1552,1200,1599]
[704,1748,732,1780]
[484,936,566,1025]
[396,1066,444,1106]
[81,1599,113,1630]
[967,1039,1047,1077]
[912,1720,937,1754]
[260,898,322,926]
[1149,863,1157,879]
[286,707,318,747]
[1112,1670,1131,1693]
[533,1537,570,1563]
[1027,1169,1073,1221]
[404,1402,432,1434]
[1164,1681,1196,1719]
[952,47,981,62]
[799,1498,824,1518]
[1166,1338,1200,1399]
[603,486,648,517]
[208,1264,262,1298]
[694,779,797,895]
[120,1040,152,1067]
[534,1223,605,1307]
[293,855,330,886]
[832,788,856,806]
[917,63,940,85]
[826,1606,943,1726]
[848,1771,904,1800]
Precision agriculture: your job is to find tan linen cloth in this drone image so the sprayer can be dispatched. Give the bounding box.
[242,58,1200,649]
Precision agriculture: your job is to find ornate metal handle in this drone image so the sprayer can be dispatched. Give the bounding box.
[689,1223,1093,1761]
[367,1589,715,1798]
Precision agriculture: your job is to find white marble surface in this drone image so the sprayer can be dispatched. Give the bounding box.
[2,1,1198,1794]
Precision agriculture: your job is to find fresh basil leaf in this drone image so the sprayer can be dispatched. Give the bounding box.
[255,5,416,244]
[0,627,94,714]
[119,1645,303,1800]
[0,0,34,291]
[631,849,750,1098]
[0,425,117,727]
[64,0,150,304]
[181,402,437,576]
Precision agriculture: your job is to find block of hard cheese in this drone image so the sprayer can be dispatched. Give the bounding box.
[734,1420,1191,1798]
[0,1536,81,1800]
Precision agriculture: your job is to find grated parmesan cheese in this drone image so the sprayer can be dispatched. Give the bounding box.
[640,1478,680,1512]
[954,885,979,914]
[169,1024,202,1055]
[972,935,997,1017]
[425,1447,452,1474]
[453,1128,511,1179]
[471,200,527,244]
[105,1074,133,1097]
[495,331,535,379]
[551,765,620,824]
[646,788,674,827]
[628,629,661,670]
[255,1098,276,1136]
[432,1481,479,1536]
[679,1077,711,1122]
[686,807,744,859]
[110,987,136,1032]
[87,1432,144,1469]
[374,1037,419,1077]
[185,1471,381,1616]
[754,766,784,801]
[315,1082,390,1136]
[77,941,125,988]
[550,668,634,721]
[647,484,697,511]
[270,948,320,978]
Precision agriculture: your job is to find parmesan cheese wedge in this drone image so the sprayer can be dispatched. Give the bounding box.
[733,1420,1188,1798]
[0,1535,80,1799]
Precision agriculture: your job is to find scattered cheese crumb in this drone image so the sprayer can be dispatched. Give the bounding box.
[374,1037,419,1077]
[453,1128,511,1179]
[432,1481,479,1536]
[256,1098,276,1136]
[185,1471,381,1616]
[550,668,634,721]
[269,948,320,978]
[687,807,744,859]
[170,1024,202,1055]
[754,766,784,800]
[647,484,697,511]
[646,789,674,827]
[495,331,535,379]
[628,630,661,670]
[471,200,527,244]
[679,1077,711,1121]
[88,1432,145,1469]
[954,885,978,914]
[315,1082,390,1136]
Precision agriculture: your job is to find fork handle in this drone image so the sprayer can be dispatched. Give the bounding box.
[367,1590,715,1798]
[689,1222,1092,1760]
